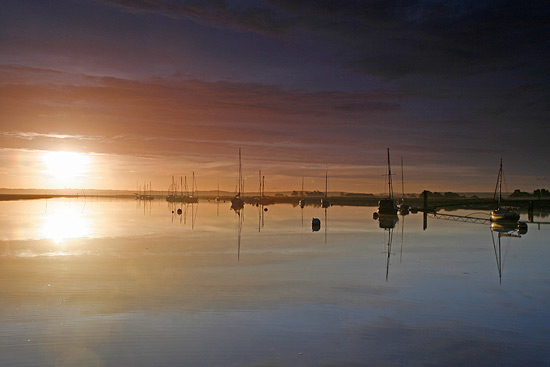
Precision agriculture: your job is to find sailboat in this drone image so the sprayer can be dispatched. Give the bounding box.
[321,166,330,208]
[187,171,199,203]
[378,148,398,215]
[299,177,306,208]
[490,158,519,222]
[231,148,245,210]
[259,174,274,205]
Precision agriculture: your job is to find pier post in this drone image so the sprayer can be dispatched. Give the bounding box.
[423,190,428,211]
[422,190,428,230]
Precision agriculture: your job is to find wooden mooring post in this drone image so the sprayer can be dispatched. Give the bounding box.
[422,190,428,230]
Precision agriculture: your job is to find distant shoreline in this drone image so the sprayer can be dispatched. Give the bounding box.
[0,194,133,201]
[1,193,549,210]
[0,194,56,201]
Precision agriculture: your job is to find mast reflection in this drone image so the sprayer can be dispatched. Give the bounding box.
[236,207,244,260]
[490,221,527,284]
[168,202,198,228]
[311,207,328,243]
[374,212,399,281]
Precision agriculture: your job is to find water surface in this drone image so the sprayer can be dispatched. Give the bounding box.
[1,198,549,366]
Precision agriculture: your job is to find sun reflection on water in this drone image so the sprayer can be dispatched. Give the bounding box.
[41,204,92,243]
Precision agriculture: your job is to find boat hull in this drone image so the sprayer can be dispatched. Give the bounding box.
[231,196,244,210]
[378,199,398,215]
[490,209,520,223]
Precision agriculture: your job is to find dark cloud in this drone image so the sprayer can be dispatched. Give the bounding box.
[98,0,550,78]
[334,102,400,112]
[98,0,295,34]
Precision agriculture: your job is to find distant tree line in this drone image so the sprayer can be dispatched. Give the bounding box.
[291,190,325,197]
[509,188,550,198]
[419,191,466,199]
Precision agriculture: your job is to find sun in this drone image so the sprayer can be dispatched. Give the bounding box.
[42,151,90,183]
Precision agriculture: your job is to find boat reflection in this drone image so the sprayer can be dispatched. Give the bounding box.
[490,221,527,284]
[257,204,266,232]
[324,207,328,243]
[235,206,244,260]
[169,202,199,228]
[384,226,394,281]
[374,212,399,229]
[373,212,399,281]
[311,207,328,242]
[399,211,407,263]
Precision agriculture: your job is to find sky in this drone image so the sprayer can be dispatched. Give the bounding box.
[1,0,549,194]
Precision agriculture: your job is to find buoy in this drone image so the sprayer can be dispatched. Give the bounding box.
[177,208,182,215]
[373,212,379,219]
[518,221,528,235]
[312,217,321,232]
[264,207,268,212]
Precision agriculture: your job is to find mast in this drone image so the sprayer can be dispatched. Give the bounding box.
[493,157,503,208]
[259,170,262,201]
[387,148,394,200]
[401,157,405,201]
[192,171,195,196]
[301,177,304,199]
[325,166,328,198]
[499,158,503,207]
[238,148,242,196]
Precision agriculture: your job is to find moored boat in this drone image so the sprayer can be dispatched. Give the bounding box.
[231,148,244,210]
[490,158,519,223]
[321,166,330,208]
[378,148,398,215]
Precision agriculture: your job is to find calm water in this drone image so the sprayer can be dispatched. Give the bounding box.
[1,198,549,366]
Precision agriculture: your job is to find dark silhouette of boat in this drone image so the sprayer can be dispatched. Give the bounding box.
[321,166,330,208]
[378,148,398,215]
[299,177,306,208]
[166,174,198,203]
[490,158,519,223]
[231,148,244,210]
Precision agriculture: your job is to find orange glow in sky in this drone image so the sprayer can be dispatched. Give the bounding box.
[1,1,548,193]
[40,151,92,189]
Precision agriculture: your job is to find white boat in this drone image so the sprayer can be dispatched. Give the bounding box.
[490,158,519,223]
